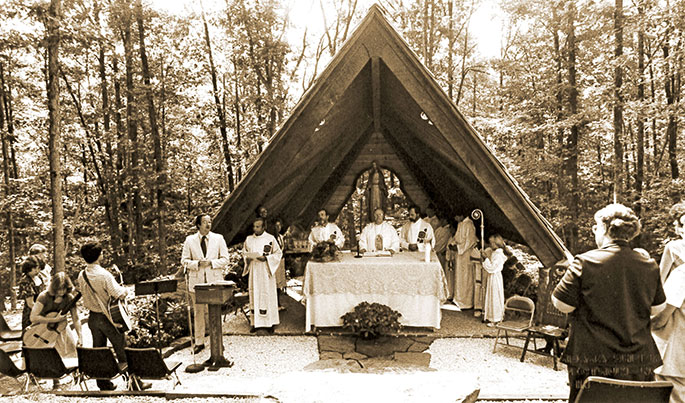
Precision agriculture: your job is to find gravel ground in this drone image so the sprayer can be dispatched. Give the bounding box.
[428,338,568,400]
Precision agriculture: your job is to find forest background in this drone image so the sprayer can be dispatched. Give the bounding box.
[0,0,684,308]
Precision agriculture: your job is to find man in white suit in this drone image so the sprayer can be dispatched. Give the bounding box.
[181,214,229,352]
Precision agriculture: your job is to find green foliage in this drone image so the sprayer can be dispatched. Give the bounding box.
[341,302,402,339]
[126,295,189,349]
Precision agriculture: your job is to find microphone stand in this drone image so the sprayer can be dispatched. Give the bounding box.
[184,265,204,373]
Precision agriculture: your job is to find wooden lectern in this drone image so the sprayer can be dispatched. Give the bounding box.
[194,281,236,371]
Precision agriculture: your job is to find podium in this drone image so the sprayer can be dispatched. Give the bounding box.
[194,281,236,370]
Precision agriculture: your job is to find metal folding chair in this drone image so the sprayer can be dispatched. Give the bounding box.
[22,347,78,392]
[76,346,128,391]
[493,295,535,353]
[0,349,29,391]
[124,347,182,390]
[0,314,22,341]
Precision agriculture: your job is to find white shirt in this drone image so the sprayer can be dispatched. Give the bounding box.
[308,222,345,249]
[400,219,435,251]
[359,222,400,252]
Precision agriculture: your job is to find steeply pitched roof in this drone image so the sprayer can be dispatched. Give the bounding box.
[212,4,570,267]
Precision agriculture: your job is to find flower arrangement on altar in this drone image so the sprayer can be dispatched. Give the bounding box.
[341,302,402,339]
[310,241,341,262]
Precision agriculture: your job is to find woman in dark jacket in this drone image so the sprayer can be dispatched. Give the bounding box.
[552,203,666,402]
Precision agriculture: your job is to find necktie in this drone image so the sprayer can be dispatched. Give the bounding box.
[201,235,207,257]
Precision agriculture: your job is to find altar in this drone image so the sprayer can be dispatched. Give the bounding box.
[303,252,448,331]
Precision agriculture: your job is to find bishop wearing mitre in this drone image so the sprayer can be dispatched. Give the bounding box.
[243,217,283,332]
[359,208,400,253]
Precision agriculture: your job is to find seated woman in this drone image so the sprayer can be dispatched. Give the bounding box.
[29,272,83,359]
[18,256,46,333]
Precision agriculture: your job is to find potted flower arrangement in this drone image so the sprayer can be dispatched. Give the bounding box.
[341,302,402,339]
[310,240,341,262]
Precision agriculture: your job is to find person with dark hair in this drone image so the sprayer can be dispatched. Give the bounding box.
[77,241,132,391]
[652,202,685,403]
[308,208,344,250]
[30,272,82,358]
[29,243,52,286]
[242,217,283,332]
[18,256,46,332]
[400,205,434,252]
[181,214,229,351]
[552,203,666,402]
[424,205,440,231]
[273,217,287,310]
[447,214,478,310]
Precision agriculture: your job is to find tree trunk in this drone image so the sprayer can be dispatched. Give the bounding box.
[120,0,143,257]
[663,35,679,179]
[0,62,16,309]
[136,0,167,272]
[565,1,579,253]
[45,0,65,273]
[202,8,235,191]
[635,2,645,214]
[613,0,624,199]
[447,0,454,100]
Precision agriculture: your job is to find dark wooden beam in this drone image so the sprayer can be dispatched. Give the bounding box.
[372,57,381,133]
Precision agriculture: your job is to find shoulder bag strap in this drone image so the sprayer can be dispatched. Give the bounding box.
[81,270,117,328]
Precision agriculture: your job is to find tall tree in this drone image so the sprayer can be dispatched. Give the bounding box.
[202,7,235,191]
[136,0,167,270]
[0,62,16,308]
[45,0,65,273]
[613,0,624,198]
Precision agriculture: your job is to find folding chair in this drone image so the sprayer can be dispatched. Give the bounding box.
[574,376,673,403]
[0,313,22,341]
[76,346,128,391]
[22,347,78,392]
[0,349,29,391]
[493,295,535,353]
[124,347,182,390]
[224,291,250,323]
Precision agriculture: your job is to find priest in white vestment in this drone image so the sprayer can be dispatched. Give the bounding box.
[447,215,478,309]
[400,205,435,252]
[359,208,400,253]
[308,208,345,250]
[243,217,282,331]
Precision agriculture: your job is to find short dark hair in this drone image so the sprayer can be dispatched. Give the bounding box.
[408,204,421,216]
[255,204,267,216]
[194,214,210,228]
[80,242,102,264]
[253,217,266,226]
[21,256,40,275]
[317,208,328,216]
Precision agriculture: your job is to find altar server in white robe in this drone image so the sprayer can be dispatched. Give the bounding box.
[243,217,282,331]
[447,215,478,309]
[308,208,345,249]
[359,208,400,253]
[181,214,230,350]
[481,234,506,324]
[400,205,435,252]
